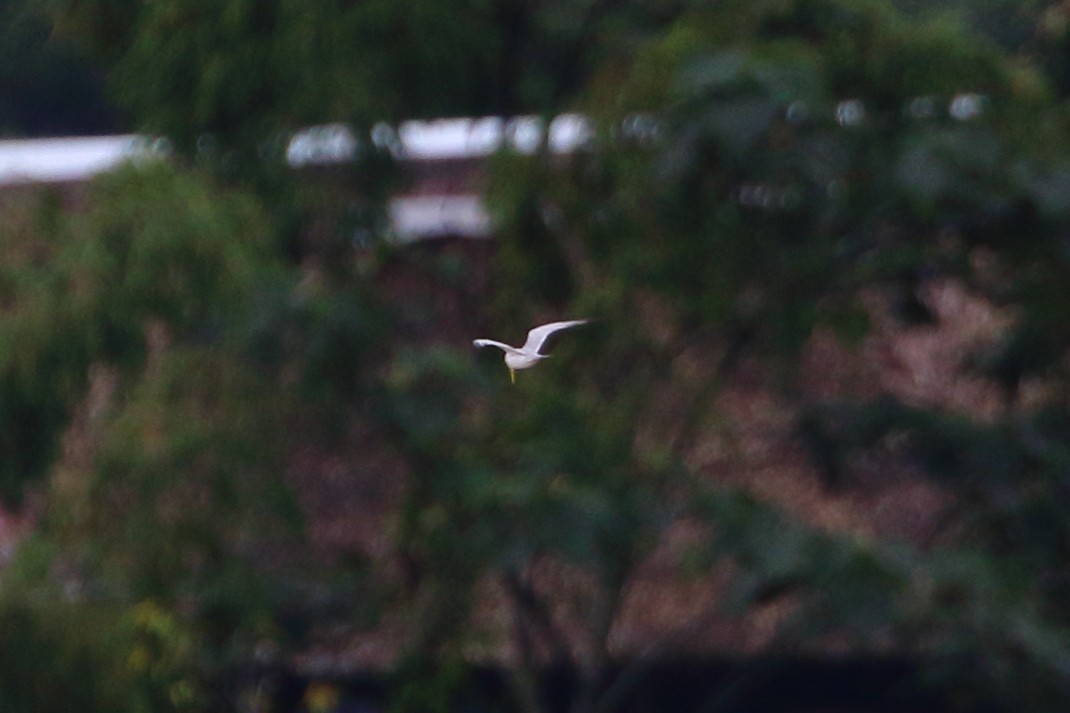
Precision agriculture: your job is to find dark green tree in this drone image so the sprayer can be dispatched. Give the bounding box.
[45,0,688,154]
[473,0,1070,708]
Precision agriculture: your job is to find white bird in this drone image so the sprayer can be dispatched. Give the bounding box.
[474,320,588,384]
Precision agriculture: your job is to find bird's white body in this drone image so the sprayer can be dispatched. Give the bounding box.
[474,320,587,382]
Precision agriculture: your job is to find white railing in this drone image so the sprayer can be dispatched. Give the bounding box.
[0,115,595,241]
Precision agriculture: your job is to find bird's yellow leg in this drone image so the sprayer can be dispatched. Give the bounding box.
[510,367,516,385]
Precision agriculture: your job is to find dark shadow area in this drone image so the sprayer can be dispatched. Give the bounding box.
[275,656,986,713]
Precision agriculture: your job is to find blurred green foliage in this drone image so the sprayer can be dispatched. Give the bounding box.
[43,0,687,154]
[0,164,379,711]
[3,0,1070,712]
[0,163,271,501]
[479,0,1070,709]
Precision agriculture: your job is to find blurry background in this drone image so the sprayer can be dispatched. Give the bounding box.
[3,0,1070,711]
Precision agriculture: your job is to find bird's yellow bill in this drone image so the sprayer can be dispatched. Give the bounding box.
[509,368,516,384]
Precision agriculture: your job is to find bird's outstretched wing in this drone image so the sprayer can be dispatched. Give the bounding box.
[473,338,523,354]
[521,320,588,355]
